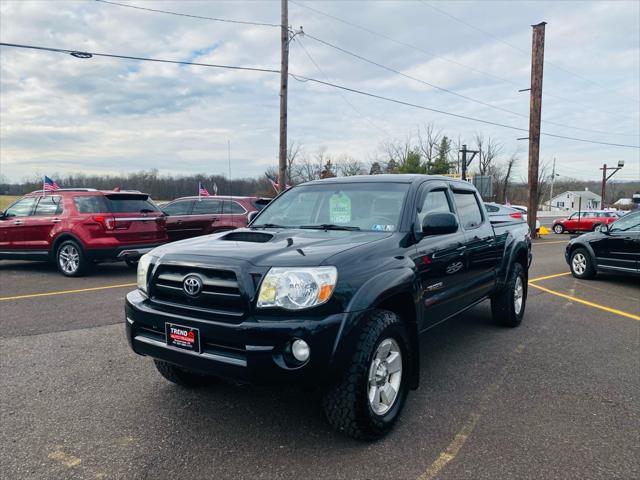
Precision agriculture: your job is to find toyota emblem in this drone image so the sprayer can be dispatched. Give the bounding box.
[183,275,203,297]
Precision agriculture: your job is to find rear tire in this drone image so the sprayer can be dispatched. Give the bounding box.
[569,248,595,279]
[491,262,527,328]
[553,224,564,234]
[55,240,87,277]
[591,223,601,232]
[154,360,217,387]
[322,310,409,440]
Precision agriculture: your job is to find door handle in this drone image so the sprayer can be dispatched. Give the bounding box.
[13,220,24,225]
[52,219,62,223]
[212,217,219,222]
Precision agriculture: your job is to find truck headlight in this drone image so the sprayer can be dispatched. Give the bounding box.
[137,253,156,294]
[257,267,338,310]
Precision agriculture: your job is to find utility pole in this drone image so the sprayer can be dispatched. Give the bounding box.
[278,0,289,194]
[548,157,559,210]
[600,161,625,208]
[459,144,479,181]
[526,22,546,238]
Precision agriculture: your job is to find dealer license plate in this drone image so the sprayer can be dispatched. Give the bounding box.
[165,323,201,353]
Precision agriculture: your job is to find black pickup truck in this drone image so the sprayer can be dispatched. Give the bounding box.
[125,175,531,439]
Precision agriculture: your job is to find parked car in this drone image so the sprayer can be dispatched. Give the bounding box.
[552,210,617,234]
[484,202,540,232]
[161,196,271,242]
[0,189,167,276]
[125,175,531,439]
[566,210,640,279]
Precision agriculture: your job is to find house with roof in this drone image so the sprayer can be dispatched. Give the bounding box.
[547,189,601,211]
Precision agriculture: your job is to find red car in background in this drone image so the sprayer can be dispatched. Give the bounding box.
[161,196,270,241]
[0,189,167,276]
[552,210,617,234]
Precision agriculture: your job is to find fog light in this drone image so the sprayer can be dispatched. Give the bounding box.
[291,339,310,362]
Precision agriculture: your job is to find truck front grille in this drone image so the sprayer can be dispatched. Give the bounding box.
[149,265,245,321]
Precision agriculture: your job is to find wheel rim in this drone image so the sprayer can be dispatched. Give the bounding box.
[554,225,562,233]
[59,245,80,274]
[572,253,587,275]
[367,338,402,416]
[513,275,524,315]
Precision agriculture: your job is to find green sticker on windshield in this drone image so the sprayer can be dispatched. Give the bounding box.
[329,193,352,224]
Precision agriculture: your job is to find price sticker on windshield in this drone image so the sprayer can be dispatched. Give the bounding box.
[330,193,352,224]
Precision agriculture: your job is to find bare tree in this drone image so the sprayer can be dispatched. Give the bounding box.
[336,155,365,176]
[497,152,519,203]
[286,140,302,185]
[415,123,441,171]
[474,133,503,177]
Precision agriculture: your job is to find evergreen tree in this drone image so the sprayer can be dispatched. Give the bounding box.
[430,136,452,175]
[386,159,399,174]
[398,150,426,174]
[369,162,383,175]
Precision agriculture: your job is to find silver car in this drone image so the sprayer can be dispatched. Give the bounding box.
[485,203,541,232]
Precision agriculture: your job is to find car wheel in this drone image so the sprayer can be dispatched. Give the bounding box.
[569,248,595,279]
[591,223,601,232]
[154,360,217,387]
[491,262,527,327]
[56,240,87,277]
[322,309,409,440]
[553,224,564,234]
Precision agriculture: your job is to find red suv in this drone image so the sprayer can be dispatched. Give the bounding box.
[552,210,617,234]
[0,189,167,276]
[161,196,270,242]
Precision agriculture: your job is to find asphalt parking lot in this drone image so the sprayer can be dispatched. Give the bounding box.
[1,234,638,480]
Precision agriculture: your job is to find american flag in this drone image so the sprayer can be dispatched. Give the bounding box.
[43,175,60,192]
[198,182,210,197]
[265,173,290,193]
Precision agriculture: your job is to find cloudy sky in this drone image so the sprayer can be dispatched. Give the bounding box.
[1,0,639,183]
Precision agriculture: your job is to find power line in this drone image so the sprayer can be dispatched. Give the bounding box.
[1,41,638,149]
[293,37,392,137]
[0,42,279,74]
[289,0,520,87]
[94,0,279,28]
[419,0,640,105]
[303,32,638,137]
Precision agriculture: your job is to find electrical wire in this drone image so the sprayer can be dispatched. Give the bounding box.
[1,41,638,149]
[293,38,393,137]
[94,0,279,28]
[303,33,638,137]
[420,0,640,104]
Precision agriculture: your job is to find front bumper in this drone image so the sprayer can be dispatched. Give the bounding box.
[125,290,350,384]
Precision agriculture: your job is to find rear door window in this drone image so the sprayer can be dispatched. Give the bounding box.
[74,196,108,213]
[192,199,222,215]
[453,191,483,229]
[105,196,158,213]
[222,201,246,214]
[34,196,63,216]
[4,197,37,217]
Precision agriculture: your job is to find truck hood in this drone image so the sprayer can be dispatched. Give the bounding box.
[150,228,393,267]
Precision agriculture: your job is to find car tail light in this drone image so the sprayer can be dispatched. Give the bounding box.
[92,215,115,230]
[509,212,523,219]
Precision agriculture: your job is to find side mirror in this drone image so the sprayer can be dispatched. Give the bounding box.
[422,212,458,236]
[596,224,609,234]
[247,211,259,224]
[0,210,4,219]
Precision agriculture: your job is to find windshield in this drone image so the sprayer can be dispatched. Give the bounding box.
[252,182,409,231]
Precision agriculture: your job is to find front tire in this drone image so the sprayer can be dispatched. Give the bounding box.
[569,248,595,279]
[56,240,87,277]
[154,360,217,387]
[491,262,527,327]
[553,224,564,234]
[322,310,409,440]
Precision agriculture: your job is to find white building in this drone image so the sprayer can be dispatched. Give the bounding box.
[548,190,601,211]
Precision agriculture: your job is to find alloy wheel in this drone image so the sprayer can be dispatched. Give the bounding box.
[59,244,80,274]
[367,338,403,416]
[572,252,587,275]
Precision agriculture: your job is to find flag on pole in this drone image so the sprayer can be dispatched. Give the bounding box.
[43,175,60,193]
[265,173,290,193]
[212,183,218,196]
[198,182,210,198]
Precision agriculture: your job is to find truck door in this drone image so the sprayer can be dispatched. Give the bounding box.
[451,188,498,304]
[413,183,467,329]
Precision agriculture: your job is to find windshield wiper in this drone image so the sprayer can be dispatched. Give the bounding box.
[252,223,288,229]
[300,224,361,231]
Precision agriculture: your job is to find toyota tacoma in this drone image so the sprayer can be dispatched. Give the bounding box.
[125,175,531,439]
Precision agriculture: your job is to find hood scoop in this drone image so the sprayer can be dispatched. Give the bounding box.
[222,231,273,243]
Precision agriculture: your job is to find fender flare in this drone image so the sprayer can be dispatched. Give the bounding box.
[50,232,84,259]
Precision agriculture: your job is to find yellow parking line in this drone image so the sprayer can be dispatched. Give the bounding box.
[0,283,136,301]
[529,283,640,321]
[532,240,568,245]
[528,272,571,283]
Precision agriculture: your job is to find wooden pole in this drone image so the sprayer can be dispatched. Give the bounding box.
[600,164,607,208]
[278,0,289,194]
[527,22,546,238]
